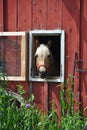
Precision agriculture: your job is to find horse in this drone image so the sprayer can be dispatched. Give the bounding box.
[34,39,55,77]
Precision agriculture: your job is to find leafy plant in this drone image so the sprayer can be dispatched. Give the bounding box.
[17,84,26,96]
[58,75,86,130]
[60,112,84,130]
[58,75,75,117]
[0,74,59,130]
[0,73,87,130]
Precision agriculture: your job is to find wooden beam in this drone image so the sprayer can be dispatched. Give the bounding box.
[21,35,27,79]
[0,31,26,36]
[44,82,48,113]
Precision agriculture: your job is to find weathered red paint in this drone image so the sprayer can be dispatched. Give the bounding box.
[0,0,4,31]
[47,0,63,29]
[32,0,47,29]
[1,0,87,114]
[4,0,17,31]
[18,0,32,31]
[80,0,87,109]
[63,0,81,111]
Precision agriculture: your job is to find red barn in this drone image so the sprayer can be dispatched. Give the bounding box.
[0,0,87,114]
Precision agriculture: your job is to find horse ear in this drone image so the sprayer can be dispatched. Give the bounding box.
[47,40,52,48]
[35,39,40,48]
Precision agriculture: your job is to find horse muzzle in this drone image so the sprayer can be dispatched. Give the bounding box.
[37,64,47,77]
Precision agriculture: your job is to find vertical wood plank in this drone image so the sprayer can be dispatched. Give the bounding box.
[18,0,32,31]
[4,0,17,31]
[33,82,44,110]
[63,0,80,75]
[47,0,63,29]
[62,0,81,111]
[32,0,47,29]
[80,0,87,110]
[0,0,4,31]
[44,82,48,113]
[49,83,61,116]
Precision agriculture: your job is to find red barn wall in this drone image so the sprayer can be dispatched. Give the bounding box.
[0,0,87,113]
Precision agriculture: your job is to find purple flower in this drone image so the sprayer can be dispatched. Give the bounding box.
[26,103,31,108]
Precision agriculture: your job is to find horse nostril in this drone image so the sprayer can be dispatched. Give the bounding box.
[39,71,46,77]
[41,71,45,74]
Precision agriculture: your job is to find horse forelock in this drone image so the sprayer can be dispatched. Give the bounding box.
[35,44,50,57]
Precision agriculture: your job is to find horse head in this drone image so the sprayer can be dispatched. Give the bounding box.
[34,39,52,77]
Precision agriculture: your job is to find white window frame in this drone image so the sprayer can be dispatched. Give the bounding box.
[29,30,65,82]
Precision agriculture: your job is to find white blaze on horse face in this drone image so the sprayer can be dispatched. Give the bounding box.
[35,44,50,73]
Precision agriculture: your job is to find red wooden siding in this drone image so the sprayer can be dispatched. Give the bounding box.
[4,0,17,31]
[63,0,81,110]
[18,0,31,31]
[32,0,47,29]
[47,0,63,29]
[80,0,87,109]
[0,0,87,113]
[0,0,4,31]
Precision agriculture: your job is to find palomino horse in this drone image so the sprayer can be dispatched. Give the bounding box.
[34,39,53,77]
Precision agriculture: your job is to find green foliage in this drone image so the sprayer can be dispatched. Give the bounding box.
[59,75,86,130]
[60,113,84,130]
[0,73,87,130]
[0,74,59,130]
[17,84,26,96]
[59,76,75,117]
[0,87,59,130]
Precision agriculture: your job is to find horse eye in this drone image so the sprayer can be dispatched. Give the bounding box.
[35,55,38,58]
[48,54,51,58]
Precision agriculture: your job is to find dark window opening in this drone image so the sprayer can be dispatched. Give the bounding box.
[31,35,60,77]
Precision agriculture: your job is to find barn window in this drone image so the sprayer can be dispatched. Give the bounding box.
[0,32,27,81]
[29,30,65,82]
